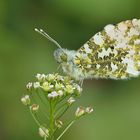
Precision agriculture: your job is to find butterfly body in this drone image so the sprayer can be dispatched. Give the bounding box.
[54,49,86,80]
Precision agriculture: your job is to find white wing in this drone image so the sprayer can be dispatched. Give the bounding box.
[74,19,140,79]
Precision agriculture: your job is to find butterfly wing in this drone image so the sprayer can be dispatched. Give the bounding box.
[74,19,140,79]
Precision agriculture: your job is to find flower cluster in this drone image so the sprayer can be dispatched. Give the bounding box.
[21,73,93,140]
[25,73,82,100]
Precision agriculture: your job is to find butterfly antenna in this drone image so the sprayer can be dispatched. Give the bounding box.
[57,64,61,71]
[35,28,63,50]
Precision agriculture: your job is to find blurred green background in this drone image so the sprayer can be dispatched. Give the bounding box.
[0,0,140,140]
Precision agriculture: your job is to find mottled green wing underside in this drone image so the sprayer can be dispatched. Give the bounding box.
[74,19,140,79]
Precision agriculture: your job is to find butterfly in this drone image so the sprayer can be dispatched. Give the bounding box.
[35,19,140,81]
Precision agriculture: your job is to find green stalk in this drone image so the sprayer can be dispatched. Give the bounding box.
[55,103,67,118]
[30,109,41,127]
[56,106,69,120]
[31,94,49,121]
[49,100,55,140]
[30,109,49,138]
[56,120,76,140]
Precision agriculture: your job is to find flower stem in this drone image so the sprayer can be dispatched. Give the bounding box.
[56,106,69,120]
[56,120,76,140]
[49,101,55,140]
[29,109,41,127]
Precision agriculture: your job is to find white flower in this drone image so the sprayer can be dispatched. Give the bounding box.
[33,82,40,89]
[39,127,49,138]
[46,74,56,81]
[55,120,63,128]
[26,82,33,90]
[85,107,93,114]
[58,90,64,97]
[21,95,30,106]
[56,75,65,81]
[49,84,54,88]
[65,85,75,94]
[48,91,58,99]
[30,104,39,113]
[42,82,54,92]
[55,83,64,90]
[67,97,75,105]
[36,73,46,82]
[75,107,85,117]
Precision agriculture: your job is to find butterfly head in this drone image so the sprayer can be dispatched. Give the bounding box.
[35,28,83,80]
[54,48,68,64]
[54,48,81,80]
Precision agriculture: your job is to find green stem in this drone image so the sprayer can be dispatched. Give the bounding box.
[49,101,55,140]
[58,96,67,104]
[30,109,49,138]
[52,127,58,136]
[55,103,67,117]
[57,102,67,111]
[56,120,76,140]
[37,90,48,105]
[31,94,49,121]
[30,109,41,127]
[44,136,47,140]
[56,106,69,120]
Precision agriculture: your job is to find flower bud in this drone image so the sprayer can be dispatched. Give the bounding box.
[36,73,46,82]
[39,127,49,138]
[21,95,30,106]
[48,91,58,99]
[63,77,71,84]
[46,74,55,82]
[55,83,64,90]
[58,90,64,97]
[65,85,74,94]
[75,106,85,117]
[55,120,63,129]
[26,82,33,90]
[56,75,64,81]
[67,97,75,105]
[42,82,53,92]
[85,107,93,114]
[33,82,40,89]
[30,104,39,113]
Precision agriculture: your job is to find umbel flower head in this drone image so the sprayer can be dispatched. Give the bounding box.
[21,73,91,140]
[24,73,82,100]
